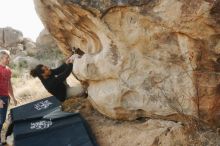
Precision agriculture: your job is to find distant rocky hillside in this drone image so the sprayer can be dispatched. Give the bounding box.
[36,28,58,50]
[0,27,37,55]
[0,27,63,75]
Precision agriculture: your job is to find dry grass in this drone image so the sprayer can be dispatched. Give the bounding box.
[13,78,50,105]
[12,74,79,105]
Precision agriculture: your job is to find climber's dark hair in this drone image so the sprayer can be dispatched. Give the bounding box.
[30,64,44,78]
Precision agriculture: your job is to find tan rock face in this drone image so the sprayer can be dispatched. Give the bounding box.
[34,0,220,127]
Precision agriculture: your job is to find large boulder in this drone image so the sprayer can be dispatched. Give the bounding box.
[0,27,23,47]
[0,28,3,45]
[23,38,39,56]
[34,0,220,127]
[36,28,58,49]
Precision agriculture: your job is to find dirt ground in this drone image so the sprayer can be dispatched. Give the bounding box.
[62,96,220,146]
[62,97,158,146]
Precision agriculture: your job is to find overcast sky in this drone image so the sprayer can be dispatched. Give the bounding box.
[0,0,44,41]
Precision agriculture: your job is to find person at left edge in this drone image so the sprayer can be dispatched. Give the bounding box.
[0,49,17,144]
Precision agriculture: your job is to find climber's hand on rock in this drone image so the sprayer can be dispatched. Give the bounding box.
[66,54,79,64]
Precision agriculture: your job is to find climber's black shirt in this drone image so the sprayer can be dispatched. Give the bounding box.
[40,63,73,102]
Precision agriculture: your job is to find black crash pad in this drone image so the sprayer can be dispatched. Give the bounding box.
[10,96,61,122]
[14,113,98,146]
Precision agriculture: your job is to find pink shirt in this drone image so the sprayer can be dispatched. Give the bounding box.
[0,65,11,96]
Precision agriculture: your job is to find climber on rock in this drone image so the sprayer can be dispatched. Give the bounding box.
[30,54,87,102]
